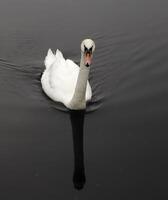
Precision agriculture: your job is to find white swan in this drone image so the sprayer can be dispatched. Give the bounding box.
[41,39,96,110]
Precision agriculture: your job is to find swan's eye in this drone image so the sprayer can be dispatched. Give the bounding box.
[84,45,88,52]
[89,46,93,52]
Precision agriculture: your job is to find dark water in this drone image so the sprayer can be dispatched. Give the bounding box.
[0,0,168,199]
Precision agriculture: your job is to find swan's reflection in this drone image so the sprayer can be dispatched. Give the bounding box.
[69,110,86,190]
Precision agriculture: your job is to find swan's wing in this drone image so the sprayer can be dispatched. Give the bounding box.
[44,49,55,69]
[47,50,67,89]
[44,49,65,70]
[55,49,64,61]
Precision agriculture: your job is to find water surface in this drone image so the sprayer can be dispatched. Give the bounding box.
[0,0,168,199]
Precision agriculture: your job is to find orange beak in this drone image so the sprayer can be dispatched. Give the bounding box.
[84,52,92,67]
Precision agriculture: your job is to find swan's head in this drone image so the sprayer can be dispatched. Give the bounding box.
[81,39,95,67]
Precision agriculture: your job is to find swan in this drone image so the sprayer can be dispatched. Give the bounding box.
[41,39,96,110]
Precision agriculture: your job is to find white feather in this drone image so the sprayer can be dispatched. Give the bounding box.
[41,49,92,108]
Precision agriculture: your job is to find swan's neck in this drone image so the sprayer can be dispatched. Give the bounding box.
[69,53,90,110]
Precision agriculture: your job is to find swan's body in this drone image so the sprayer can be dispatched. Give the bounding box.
[41,39,95,110]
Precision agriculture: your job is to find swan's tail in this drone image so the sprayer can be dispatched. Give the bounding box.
[44,49,56,69]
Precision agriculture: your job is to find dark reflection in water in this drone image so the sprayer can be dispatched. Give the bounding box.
[69,110,86,190]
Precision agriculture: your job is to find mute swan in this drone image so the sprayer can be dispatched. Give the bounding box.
[41,39,96,110]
